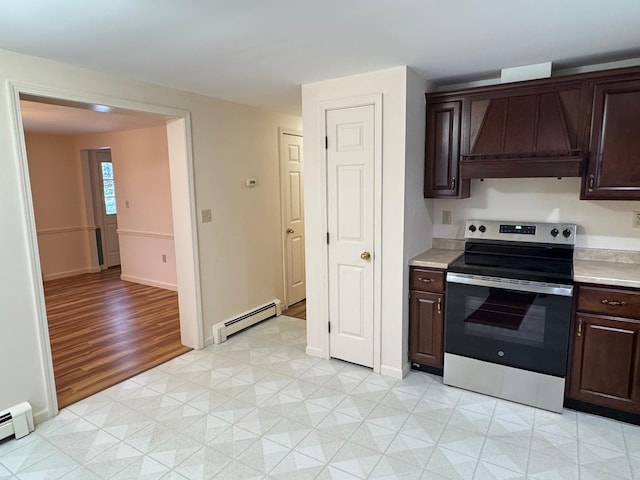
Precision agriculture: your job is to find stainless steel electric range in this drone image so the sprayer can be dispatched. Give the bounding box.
[444,219,577,413]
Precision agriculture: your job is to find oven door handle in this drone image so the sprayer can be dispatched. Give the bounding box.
[446,272,573,297]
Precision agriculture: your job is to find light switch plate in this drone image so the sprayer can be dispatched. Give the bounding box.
[201,209,212,223]
[633,211,640,228]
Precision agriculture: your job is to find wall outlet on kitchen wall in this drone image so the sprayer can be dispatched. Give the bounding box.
[442,211,452,225]
[633,211,640,228]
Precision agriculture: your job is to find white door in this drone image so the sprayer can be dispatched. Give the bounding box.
[326,105,375,368]
[91,150,120,267]
[280,132,306,307]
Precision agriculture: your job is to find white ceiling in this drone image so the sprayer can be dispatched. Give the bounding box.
[2,1,640,115]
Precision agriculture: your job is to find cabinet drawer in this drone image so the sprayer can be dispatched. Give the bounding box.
[410,268,445,292]
[577,285,640,318]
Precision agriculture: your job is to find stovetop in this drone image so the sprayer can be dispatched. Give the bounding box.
[448,220,577,284]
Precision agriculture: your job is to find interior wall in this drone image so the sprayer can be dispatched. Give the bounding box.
[25,132,96,279]
[302,66,413,378]
[0,47,301,421]
[75,126,177,290]
[433,178,640,250]
[402,69,433,373]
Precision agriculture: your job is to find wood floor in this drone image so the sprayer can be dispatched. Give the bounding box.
[44,267,190,408]
[282,299,306,320]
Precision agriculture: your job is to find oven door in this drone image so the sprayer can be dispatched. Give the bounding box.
[445,273,573,377]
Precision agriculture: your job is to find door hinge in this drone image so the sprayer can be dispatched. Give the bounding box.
[328,321,331,333]
[326,232,329,244]
[325,136,328,149]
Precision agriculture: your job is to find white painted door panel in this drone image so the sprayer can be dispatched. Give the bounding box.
[281,133,306,306]
[327,105,375,368]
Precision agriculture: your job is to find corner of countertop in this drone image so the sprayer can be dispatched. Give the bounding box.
[408,239,464,269]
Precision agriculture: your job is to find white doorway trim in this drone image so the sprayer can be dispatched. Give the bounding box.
[8,81,203,420]
[278,127,304,308]
[319,94,383,374]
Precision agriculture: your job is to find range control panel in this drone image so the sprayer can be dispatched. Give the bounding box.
[465,220,577,244]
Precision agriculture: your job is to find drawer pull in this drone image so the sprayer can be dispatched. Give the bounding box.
[577,317,583,337]
[601,299,627,307]
[419,278,434,283]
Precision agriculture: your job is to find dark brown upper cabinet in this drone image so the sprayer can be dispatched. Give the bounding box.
[582,78,640,199]
[424,65,640,200]
[424,99,470,198]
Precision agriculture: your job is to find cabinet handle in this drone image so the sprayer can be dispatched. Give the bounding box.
[437,297,442,314]
[588,174,595,192]
[450,177,457,192]
[601,299,627,307]
[577,317,583,337]
[419,277,433,283]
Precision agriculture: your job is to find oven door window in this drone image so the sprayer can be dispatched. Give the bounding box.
[445,283,572,377]
[464,291,545,348]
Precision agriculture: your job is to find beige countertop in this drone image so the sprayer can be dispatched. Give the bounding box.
[409,242,639,289]
[408,248,463,269]
[574,259,640,289]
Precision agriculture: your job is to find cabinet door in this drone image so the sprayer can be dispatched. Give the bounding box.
[583,79,640,199]
[569,313,640,412]
[409,291,444,367]
[424,100,469,198]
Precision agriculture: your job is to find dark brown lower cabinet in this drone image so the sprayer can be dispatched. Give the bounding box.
[569,312,640,412]
[409,290,444,368]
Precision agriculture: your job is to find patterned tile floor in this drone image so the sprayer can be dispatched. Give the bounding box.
[1,315,639,479]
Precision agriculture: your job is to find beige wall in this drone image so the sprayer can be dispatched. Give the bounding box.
[25,132,95,279]
[0,47,301,421]
[76,126,177,289]
[24,127,179,289]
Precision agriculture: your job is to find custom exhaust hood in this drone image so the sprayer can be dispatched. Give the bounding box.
[459,88,585,179]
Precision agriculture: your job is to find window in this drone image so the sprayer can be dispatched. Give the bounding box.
[101,161,117,215]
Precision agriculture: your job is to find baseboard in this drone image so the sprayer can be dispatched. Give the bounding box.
[380,364,405,379]
[204,335,214,347]
[305,346,327,359]
[43,266,101,281]
[33,408,51,426]
[120,274,178,291]
[402,361,411,377]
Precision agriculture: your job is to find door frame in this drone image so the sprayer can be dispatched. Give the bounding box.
[9,81,204,420]
[319,94,383,373]
[278,127,304,308]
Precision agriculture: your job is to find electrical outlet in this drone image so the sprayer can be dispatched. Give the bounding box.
[633,211,640,229]
[442,210,452,225]
[201,209,212,223]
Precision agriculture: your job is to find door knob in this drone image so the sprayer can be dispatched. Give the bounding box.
[360,251,371,260]
[286,228,294,234]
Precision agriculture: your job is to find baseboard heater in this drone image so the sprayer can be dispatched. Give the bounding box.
[212,299,282,344]
[0,402,34,441]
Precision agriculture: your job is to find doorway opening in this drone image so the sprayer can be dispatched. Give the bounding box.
[15,90,202,416]
[279,129,306,310]
[88,148,121,269]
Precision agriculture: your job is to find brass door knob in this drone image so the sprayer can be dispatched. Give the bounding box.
[286,228,294,234]
[360,251,371,260]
